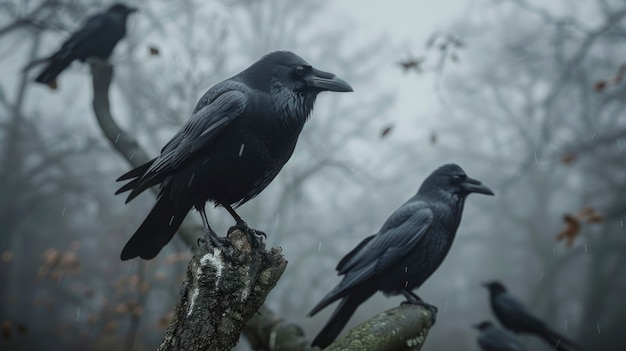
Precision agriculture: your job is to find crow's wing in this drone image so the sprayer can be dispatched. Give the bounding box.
[60,13,105,52]
[334,201,433,291]
[495,293,546,330]
[125,82,248,201]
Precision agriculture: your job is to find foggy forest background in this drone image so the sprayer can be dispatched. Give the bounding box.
[1,0,626,350]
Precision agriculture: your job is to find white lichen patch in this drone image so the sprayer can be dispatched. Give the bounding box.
[187,248,223,316]
[240,275,251,302]
[187,287,199,316]
[406,333,425,348]
[200,248,224,286]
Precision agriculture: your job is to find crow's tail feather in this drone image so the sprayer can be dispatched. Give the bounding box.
[311,291,370,349]
[34,51,76,85]
[120,196,190,260]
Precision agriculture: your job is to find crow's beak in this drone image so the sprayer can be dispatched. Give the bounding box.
[308,68,353,92]
[463,177,494,196]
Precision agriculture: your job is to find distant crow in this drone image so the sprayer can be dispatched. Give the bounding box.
[474,321,526,351]
[484,281,579,351]
[28,3,137,86]
[308,163,494,348]
[116,51,352,260]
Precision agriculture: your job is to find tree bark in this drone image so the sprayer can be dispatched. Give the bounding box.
[157,229,287,351]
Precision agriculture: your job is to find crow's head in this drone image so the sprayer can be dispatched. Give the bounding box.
[419,163,494,201]
[473,321,494,331]
[109,3,138,16]
[240,51,352,123]
[483,280,507,295]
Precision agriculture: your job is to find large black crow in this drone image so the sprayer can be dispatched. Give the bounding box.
[308,163,494,348]
[30,3,137,86]
[484,281,579,351]
[116,51,352,260]
[474,321,527,351]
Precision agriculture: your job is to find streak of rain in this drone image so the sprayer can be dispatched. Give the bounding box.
[62,207,66,216]
[537,271,545,282]
[443,300,449,312]
[318,242,322,251]
[114,134,120,144]
[239,144,245,157]
[75,306,81,321]
[129,150,136,160]
[597,322,601,334]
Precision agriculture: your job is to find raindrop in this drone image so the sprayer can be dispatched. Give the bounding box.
[129,150,136,160]
[584,244,587,253]
[591,131,596,139]
[239,144,245,157]
[537,272,545,282]
[621,220,623,227]
[597,322,601,334]
[75,306,81,321]
[443,300,449,312]
[318,242,322,252]
[404,281,409,288]
[404,266,408,273]
[61,207,66,216]
[114,134,120,144]
[169,216,175,226]
[534,153,538,164]
[188,173,196,188]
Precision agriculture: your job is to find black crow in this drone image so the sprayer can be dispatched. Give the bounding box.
[484,281,579,351]
[308,163,494,348]
[474,321,526,351]
[30,3,137,86]
[116,51,352,260]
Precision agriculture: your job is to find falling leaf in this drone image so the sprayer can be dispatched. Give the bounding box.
[149,46,160,55]
[380,124,394,138]
[561,153,576,165]
[556,214,580,248]
[397,57,424,73]
[594,81,607,92]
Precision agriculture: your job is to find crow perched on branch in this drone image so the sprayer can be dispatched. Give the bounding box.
[27,3,137,86]
[308,163,494,348]
[116,51,353,260]
[474,321,526,351]
[484,281,579,351]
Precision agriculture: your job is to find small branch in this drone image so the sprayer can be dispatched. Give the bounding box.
[158,229,287,351]
[325,304,435,351]
[90,59,199,250]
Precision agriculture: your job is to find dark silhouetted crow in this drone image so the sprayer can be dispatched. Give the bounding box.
[484,281,579,351]
[29,3,137,86]
[308,163,494,348]
[116,51,352,260]
[474,321,526,351]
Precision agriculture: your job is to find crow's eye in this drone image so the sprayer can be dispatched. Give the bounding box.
[451,174,465,183]
[294,65,306,76]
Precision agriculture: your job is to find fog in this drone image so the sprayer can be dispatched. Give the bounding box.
[1,0,625,350]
